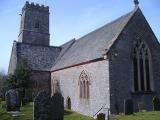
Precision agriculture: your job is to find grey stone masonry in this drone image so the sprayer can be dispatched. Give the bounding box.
[16,42,61,71]
[18,1,50,46]
[109,8,160,114]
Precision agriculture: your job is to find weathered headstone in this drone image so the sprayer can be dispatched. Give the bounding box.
[34,91,64,120]
[5,89,20,111]
[124,99,133,115]
[138,102,145,112]
[34,91,51,120]
[50,92,64,120]
[97,113,105,120]
[152,96,160,111]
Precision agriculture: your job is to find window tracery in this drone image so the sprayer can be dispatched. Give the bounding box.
[133,40,152,92]
[79,70,90,99]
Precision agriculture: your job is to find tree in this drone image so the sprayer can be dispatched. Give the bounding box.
[15,58,31,104]
[4,58,31,104]
[0,71,8,99]
[15,58,31,89]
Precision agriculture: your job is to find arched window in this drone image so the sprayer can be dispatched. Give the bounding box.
[35,20,40,28]
[133,40,152,92]
[66,97,71,110]
[79,70,90,99]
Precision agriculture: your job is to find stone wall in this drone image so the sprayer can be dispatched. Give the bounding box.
[18,1,50,46]
[16,42,61,71]
[51,60,110,117]
[109,8,160,114]
[30,71,50,95]
[8,41,17,74]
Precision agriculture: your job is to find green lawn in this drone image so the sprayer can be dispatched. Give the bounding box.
[111,111,160,120]
[0,102,33,120]
[1,102,160,120]
[0,102,94,120]
[64,109,94,120]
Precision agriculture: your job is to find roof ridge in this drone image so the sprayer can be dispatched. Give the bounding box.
[52,7,140,71]
[61,38,76,47]
[51,39,76,69]
[105,6,140,53]
[75,8,138,42]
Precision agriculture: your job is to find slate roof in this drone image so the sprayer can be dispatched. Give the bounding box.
[16,42,61,71]
[52,7,139,71]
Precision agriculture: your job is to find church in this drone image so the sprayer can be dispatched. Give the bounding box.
[9,0,160,117]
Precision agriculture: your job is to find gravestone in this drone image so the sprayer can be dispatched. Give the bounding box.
[50,92,64,120]
[34,91,64,120]
[152,96,160,111]
[34,91,51,120]
[5,89,20,111]
[97,113,105,120]
[138,102,145,112]
[124,99,133,115]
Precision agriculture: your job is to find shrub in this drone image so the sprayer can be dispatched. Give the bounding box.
[153,96,160,111]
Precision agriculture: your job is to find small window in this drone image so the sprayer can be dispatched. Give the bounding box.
[35,21,40,28]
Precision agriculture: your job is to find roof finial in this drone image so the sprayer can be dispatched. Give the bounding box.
[134,0,139,6]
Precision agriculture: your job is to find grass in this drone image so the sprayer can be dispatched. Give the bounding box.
[64,109,94,120]
[111,111,160,120]
[0,102,94,120]
[1,102,160,120]
[0,102,33,120]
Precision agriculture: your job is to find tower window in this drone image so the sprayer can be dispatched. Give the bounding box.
[35,21,40,28]
[133,40,152,92]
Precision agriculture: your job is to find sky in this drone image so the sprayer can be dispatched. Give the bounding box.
[0,0,160,73]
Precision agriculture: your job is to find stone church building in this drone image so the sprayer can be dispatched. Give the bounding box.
[9,1,160,117]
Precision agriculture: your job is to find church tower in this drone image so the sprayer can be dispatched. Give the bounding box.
[18,1,50,46]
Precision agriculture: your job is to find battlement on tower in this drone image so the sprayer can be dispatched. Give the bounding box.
[22,1,49,13]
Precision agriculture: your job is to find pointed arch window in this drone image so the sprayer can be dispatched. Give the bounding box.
[133,40,152,92]
[79,70,90,99]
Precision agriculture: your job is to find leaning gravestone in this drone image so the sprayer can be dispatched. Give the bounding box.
[34,91,51,120]
[5,89,20,111]
[152,96,160,111]
[124,99,133,115]
[50,92,64,120]
[97,113,105,120]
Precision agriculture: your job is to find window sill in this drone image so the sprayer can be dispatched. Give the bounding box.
[131,91,156,95]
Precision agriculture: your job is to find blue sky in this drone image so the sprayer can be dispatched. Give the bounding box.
[0,0,160,73]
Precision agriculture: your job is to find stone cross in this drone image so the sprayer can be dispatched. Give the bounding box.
[134,0,139,6]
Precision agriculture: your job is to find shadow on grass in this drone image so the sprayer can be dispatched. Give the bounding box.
[64,109,73,115]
